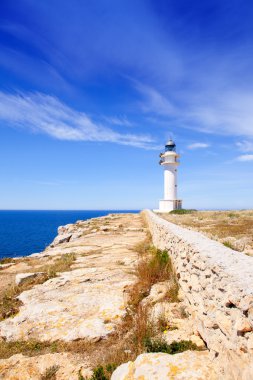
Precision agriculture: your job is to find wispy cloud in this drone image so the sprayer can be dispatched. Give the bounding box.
[236,154,253,162]
[135,82,253,139]
[0,91,155,149]
[134,82,175,116]
[187,143,210,150]
[236,140,253,153]
[103,115,133,127]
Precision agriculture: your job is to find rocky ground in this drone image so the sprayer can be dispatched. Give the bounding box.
[0,213,219,379]
[160,209,253,256]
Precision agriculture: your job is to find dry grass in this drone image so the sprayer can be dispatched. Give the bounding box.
[40,365,59,380]
[161,210,253,252]
[0,258,14,265]
[0,339,93,360]
[36,252,76,277]
[84,239,181,376]
[130,242,179,307]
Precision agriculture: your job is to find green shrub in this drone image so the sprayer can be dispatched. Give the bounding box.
[144,337,198,354]
[86,363,117,380]
[89,366,108,380]
[170,209,197,215]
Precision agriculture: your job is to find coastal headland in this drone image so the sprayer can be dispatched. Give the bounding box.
[0,211,252,379]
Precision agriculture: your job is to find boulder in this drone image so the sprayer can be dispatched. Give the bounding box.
[50,233,72,247]
[111,351,218,379]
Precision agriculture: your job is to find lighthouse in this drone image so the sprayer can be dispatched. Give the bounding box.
[156,139,182,212]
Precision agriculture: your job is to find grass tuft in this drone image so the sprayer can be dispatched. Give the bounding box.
[40,365,59,380]
[223,241,235,250]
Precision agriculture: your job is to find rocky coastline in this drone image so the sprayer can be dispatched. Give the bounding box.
[1,210,250,379]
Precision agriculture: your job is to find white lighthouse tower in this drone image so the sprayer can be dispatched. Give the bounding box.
[156,139,182,213]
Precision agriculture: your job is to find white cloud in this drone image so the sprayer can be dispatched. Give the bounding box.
[103,115,133,127]
[187,143,210,150]
[0,91,155,149]
[236,154,253,162]
[135,82,253,139]
[236,140,253,152]
[134,82,175,116]
[184,92,253,137]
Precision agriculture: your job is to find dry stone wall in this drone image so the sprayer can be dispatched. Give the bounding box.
[144,210,253,380]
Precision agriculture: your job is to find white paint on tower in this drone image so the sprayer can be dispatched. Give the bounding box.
[155,139,182,213]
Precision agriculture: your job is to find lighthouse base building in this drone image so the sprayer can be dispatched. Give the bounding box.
[155,139,182,213]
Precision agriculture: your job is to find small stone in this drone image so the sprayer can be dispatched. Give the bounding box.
[234,317,252,333]
[190,334,206,349]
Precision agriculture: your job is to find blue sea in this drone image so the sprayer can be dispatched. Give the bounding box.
[0,210,139,259]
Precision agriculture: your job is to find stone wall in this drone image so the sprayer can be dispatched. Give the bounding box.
[144,210,253,380]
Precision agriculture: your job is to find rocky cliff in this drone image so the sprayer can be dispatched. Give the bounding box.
[0,211,231,379]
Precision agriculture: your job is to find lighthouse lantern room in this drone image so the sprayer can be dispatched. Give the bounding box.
[155,139,182,213]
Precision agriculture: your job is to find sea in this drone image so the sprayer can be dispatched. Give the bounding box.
[0,210,139,259]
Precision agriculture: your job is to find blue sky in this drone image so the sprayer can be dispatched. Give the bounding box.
[0,0,253,210]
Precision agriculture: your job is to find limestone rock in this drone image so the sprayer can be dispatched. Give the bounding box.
[50,233,72,247]
[143,282,170,305]
[111,351,218,379]
[0,213,146,343]
[0,352,92,380]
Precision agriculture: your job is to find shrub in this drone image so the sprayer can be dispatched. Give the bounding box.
[228,213,237,218]
[40,365,59,380]
[131,246,178,307]
[144,338,198,354]
[170,209,197,215]
[88,365,116,380]
[0,257,14,264]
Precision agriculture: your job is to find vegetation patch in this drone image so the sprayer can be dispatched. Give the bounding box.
[144,337,198,354]
[82,364,117,380]
[40,365,59,380]
[38,252,76,277]
[169,209,197,215]
[83,237,182,376]
[0,257,14,265]
[130,243,179,307]
[0,339,92,359]
[223,241,236,250]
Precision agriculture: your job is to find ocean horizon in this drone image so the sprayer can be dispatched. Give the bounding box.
[0,210,139,259]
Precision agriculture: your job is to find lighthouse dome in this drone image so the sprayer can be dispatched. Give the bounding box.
[165,139,176,152]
